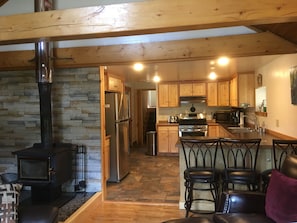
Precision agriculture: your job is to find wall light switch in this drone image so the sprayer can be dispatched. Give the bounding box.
[276,119,279,127]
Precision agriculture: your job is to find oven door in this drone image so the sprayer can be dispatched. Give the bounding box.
[179,129,207,137]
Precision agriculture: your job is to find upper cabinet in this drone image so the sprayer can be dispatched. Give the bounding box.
[158,83,179,107]
[230,76,238,107]
[179,82,206,96]
[207,82,218,106]
[105,73,124,93]
[230,73,255,107]
[207,81,229,106]
[218,81,230,106]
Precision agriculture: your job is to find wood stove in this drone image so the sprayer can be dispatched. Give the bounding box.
[14,143,73,203]
[13,0,74,204]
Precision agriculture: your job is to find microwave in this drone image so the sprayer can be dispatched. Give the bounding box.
[214,109,242,125]
[213,110,232,124]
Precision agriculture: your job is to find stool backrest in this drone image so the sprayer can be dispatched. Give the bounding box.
[273,139,297,170]
[280,154,297,179]
[180,138,219,169]
[220,138,261,170]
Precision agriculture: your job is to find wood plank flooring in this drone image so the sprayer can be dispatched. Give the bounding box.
[65,194,186,223]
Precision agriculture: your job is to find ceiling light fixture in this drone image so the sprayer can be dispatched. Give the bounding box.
[209,71,217,80]
[153,74,160,83]
[133,62,144,71]
[217,57,230,66]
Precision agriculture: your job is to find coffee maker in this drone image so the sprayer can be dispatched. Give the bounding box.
[230,108,244,126]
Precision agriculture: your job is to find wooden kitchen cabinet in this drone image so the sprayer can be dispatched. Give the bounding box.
[238,73,255,107]
[157,125,179,154]
[218,126,232,138]
[229,76,238,107]
[179,82,206,96]
[218,81,230,106]
[104,72,124,93]
[207,82,218,106]
[208,124,220,137]
[158,83,179,107]
[103,136,111,182]
[230,74,255,107]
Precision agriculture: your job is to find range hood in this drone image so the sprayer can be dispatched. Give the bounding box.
[180,96,207,104]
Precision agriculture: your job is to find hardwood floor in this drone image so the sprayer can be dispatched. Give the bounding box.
[65,194,186,223]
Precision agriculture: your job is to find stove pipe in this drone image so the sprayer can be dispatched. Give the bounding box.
[35,0,54,148]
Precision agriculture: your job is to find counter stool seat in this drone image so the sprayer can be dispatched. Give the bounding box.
[162,217,214,223]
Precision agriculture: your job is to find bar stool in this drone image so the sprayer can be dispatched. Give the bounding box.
[180,137,220,217]
[261,139,297,192]
[219,138,261,191]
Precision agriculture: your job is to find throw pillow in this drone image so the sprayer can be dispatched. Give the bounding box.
[265,170,297,223]
[0,184,22,223]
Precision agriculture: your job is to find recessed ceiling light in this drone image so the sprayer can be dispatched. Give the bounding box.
[133,63,144,71]
[217,57,229,66]
[209,71,217,80]
[153,75,160,83]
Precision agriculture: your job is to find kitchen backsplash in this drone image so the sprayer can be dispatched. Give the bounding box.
[157,103,230,122]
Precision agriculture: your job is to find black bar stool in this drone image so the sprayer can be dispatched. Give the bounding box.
[219,138,261,191]
[180,137,220,217]
[261,139,297,192]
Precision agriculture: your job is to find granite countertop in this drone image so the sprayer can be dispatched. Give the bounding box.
[157,121,179,126]
[220,124,276,148]
[179,124,276,148]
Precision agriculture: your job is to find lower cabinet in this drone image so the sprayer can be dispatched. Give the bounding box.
[208,124,220,137]
[208,124,233,138]
[157,125,179,154]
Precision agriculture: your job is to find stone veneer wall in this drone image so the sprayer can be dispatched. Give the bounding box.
[0,68,102,192]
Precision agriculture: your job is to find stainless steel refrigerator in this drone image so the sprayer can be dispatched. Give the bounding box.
[105,92,130,182]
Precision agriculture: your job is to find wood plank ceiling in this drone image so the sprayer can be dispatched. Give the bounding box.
[0,0,296,81]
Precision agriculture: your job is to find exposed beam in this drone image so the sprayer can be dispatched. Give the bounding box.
[0,0,8,7]
[1,0,297,44]
[0,32,295,70]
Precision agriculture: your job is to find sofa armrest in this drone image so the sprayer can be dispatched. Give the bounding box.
[217,191,266,214]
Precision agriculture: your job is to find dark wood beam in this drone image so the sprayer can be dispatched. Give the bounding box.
[1,0,297,44]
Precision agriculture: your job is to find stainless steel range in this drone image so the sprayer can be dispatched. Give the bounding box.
[178,114,208,137]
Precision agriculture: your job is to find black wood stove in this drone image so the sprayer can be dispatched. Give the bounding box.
[13,0,74,205]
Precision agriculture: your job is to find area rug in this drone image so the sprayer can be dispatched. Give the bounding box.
[58,192,94,222]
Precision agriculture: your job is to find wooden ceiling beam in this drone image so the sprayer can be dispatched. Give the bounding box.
[0,32,295,70]
[1,0,297,44]
[0,0,8,7]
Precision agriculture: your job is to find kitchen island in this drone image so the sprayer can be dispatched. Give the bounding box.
[177,126,279,211]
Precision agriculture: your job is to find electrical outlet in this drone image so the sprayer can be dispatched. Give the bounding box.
[276,119,279,127]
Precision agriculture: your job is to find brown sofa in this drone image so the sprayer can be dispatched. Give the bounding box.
[214,154,297,223]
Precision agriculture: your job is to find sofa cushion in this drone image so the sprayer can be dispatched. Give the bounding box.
[265,170,297,223]
[213,213,275,223]
[0,183,22,223]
